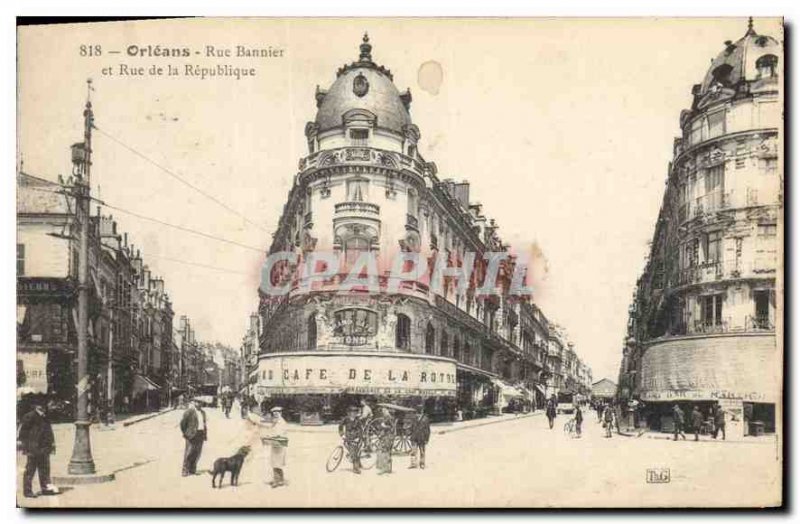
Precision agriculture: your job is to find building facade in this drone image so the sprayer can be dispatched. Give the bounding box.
[618,20,781,437]
[254,35,591,423]
[17,169,181,418]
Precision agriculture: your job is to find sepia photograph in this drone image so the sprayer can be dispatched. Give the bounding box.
[14,16,783,508]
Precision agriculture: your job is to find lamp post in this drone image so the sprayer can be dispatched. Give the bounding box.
[67,81,96,475]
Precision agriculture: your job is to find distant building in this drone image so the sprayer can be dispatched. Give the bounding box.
[591,379,617,402]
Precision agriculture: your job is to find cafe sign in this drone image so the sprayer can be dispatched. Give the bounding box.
[256,352,457,397]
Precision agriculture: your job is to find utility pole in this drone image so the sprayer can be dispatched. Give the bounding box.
[68,80,97,475]
[106,304,115,426]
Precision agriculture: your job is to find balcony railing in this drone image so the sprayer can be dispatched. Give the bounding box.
[334,201,380,216]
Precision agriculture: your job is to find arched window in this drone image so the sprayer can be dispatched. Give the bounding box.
[425,322,435,355]
[711,64,734,88]
[453,337,461,362]
[440,332,449,358]
[464,341,472,366]
[756,54,778,79]
[307,314,317,349]
[395,313,411,350]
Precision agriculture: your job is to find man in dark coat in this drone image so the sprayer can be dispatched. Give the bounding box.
[546,397,557,429]
[575,404,584,437]
[409,408,431,470]
[713,403,727,440]
[672,404,687,441]
[17,402,57,498]
[338,406,363,474]
[690,405,704,441]
[180,400,208,476]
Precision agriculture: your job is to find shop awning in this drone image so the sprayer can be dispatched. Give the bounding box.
[492,378,526,400]
[133,374,161,395]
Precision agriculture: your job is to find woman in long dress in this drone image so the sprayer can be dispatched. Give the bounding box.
[375,407,395,475]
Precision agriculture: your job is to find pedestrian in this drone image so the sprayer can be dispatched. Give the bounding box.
[375,407,395,475]
[602,404,614,438]
[240,395,249,419]
[265,406,289,488]
[409,407,431,469]
[690,405,704,441]
[672,404,687,441]
[546,398,557,429]
[17,402,59,498]
[180,399,207,476]
[574,404,583,438]
[359,398,373,422]
[338,406,363,474]
[596,402,603,422]
[713,403,727,440]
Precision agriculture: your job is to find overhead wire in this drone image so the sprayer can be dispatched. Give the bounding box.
[92,124,271,233]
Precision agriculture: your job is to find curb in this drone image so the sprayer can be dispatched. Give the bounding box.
[52,471,116,485]
[436,412,540,435]
[121,407,176,427]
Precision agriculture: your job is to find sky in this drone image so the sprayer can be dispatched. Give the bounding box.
[16,17,783,382]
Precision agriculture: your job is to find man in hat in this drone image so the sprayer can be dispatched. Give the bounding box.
[672,404,687,441]
[180,399,207,476]
[338,406,363,474]
[17,402,58,498]
[409,406,431,470]
[265,406,289,487]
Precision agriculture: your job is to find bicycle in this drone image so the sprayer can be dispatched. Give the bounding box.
[326,420,379,473]
[563,417,578,438]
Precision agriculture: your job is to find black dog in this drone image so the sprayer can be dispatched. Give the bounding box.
[210,445,251,488]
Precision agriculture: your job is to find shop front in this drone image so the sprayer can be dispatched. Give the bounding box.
[638,334,778,438]
[256,351,457,424]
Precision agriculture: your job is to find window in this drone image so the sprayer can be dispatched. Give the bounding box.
[425,323,435,355]
[407,144,416,157]
[440,332,449,358]
[346,178,368,202]
[753,290,772,329]
[704,232,722,265]
[17,244,24,276]
[395,313,411,350]
[711,64,734,87]
[307,314,317,349]
[756,54,778,79]
[407,188,418,218]
[760,157,778,176]
[453,337,461,362]
[344,236,370,267]
[349,128,369,146]
[700,294,723,327]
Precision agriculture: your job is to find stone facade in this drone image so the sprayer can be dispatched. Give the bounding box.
[618,20,781,437]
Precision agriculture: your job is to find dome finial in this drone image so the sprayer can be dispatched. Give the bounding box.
[746,16,756,36]
[359,32,372,62]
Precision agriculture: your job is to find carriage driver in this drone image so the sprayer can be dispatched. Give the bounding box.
[338,406,363,474]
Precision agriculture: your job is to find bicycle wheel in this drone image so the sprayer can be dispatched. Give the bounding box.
[563,420,573,435]
[363,419,381,453]
[326,445,344,472]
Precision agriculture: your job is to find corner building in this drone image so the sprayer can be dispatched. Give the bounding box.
[618,21,782,438]
[254,36,569,423]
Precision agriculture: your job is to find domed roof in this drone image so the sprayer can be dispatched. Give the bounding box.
[314,34,412,134]
[699,18,781,94]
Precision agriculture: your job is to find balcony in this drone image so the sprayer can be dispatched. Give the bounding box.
[334,201,380,218]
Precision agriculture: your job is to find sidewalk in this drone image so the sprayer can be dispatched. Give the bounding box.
[617,426,777,444]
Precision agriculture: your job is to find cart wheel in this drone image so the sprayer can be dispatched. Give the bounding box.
[359,444,377,470]
[326,445,344,472]
[364,419,381,453]
[393,435,413,455]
